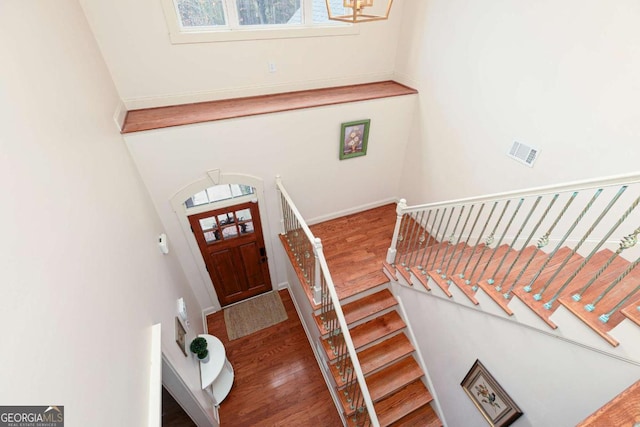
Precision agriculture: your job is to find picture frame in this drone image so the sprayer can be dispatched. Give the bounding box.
[461,360,522,427]
[175,317,187,356]
[339,119,370,160]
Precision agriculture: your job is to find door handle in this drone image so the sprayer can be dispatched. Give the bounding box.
[259,247,266,257]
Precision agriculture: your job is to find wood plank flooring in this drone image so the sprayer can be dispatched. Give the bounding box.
[122,81,417,133]
[206,289,342,426]
[310,203,397,300]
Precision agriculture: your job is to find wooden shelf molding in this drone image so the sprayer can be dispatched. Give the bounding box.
[121,80,418,133]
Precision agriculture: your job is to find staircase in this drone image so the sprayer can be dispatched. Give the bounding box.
[316,289,440,426]
[388,178,640,355]
[277,174,640,426]
[277,176,442,426]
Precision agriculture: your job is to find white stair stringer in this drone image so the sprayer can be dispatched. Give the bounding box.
[507,294,564,333]
[446,280,479,309]
[473,286,512,319]
[393,263,640,365]
[549,305,626,356]
[426,276,451,300]
[609,319,640,361]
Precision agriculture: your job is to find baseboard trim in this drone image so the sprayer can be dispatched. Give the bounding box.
[306,197,398,226]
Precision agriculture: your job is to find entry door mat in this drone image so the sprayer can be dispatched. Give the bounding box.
[223,291,288,340]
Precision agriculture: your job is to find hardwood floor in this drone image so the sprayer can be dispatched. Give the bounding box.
[310,203,397,300]
[206,289,343,426]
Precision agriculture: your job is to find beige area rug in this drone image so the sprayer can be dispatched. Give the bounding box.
[223,291,288,340]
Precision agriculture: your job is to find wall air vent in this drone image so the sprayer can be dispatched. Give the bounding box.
[508,141,539,167]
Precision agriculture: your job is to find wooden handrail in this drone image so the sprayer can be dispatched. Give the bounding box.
[277,177,380,427]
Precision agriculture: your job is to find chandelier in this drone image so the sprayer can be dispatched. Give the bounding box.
[325,0,394,23]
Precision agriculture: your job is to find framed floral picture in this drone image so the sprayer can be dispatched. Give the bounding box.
[175,317,187,356]
[339,119,370,160]
[461,360,522,427]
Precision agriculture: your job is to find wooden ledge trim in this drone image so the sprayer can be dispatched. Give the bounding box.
[122,80,418,133]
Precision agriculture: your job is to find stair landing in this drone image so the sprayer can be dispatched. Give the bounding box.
[310,203,397,300]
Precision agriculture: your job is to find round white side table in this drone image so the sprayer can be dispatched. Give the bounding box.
[198,334,234,405]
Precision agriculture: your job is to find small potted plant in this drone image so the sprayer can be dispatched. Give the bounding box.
[189,337,209,363]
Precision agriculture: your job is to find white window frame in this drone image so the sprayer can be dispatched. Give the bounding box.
[160,0,359,44]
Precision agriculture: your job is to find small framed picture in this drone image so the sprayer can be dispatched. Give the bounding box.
[175,317,187,357]
[461,360,522,427]
[339,119,370,160]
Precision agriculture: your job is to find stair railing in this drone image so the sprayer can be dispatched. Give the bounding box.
[276,176,379,427]
[387,172,640,327]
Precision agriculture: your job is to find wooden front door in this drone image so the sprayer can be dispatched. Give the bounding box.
[188,201,272,307]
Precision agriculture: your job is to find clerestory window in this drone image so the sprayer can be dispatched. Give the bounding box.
[161,0,357,43]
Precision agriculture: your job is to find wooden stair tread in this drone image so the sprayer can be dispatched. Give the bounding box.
[321,311,405,361]
[335,358,424,420]
[389,403,442,427]
[514,249,612,325]
[562,264,640,333]
[517,246,584,296]
[557,252,632,346]
[449,275,480,304]
[422,242,465,272]
[442,244,486,277]
[397,266,413,283]
[476,246,547,315]
[621,294,640,327]
[465,244,513,284]
[358,333,415,376]
[424,243,470,297]
[366,357,424,401]
[417,242,453,271]
[350,310,405,349]
[432,242,469,275]
[479,245,535,285]
[410,266,431,291]
[314,289,398,335]
[445,246,493,303]
[383,261,399,281]
[374,380,433,426]
[476,279,515,315]
[512,247,585,328]
[336,269,391,300]
[427,270,454,297]
[329,333,415,388]
[343,289,398,325]
[577,379,640,426]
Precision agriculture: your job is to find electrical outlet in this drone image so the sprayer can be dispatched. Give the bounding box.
[268,61,277,73]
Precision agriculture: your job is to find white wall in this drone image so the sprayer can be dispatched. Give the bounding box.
[79,0,405,108]
[395,0,640,205]
[124,95,416,310]
[397,285,640,426]
[0,2,215,425]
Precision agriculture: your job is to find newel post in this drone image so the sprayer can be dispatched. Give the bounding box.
[386,199,407,265]
[312,237,323,305]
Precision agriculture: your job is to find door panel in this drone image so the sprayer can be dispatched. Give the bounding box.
[209,249,244,298]
[188,201,272,306]
[239,242,266,292]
